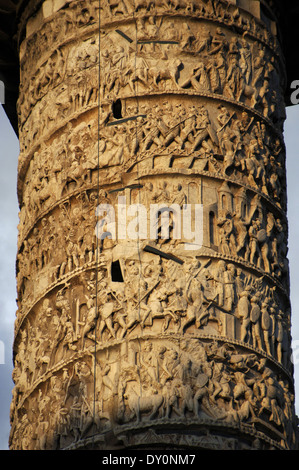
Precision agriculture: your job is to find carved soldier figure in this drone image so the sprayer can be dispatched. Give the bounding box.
[250,295,263,350]
[80,298,98,346]
[261,300,272,356]
[97,291,119,341]
[237,287,251,343]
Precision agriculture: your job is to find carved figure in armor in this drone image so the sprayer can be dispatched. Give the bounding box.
[237,287,251,343]
[247,220,261,266]
[250,295,263,350]
[260,300,272,356]
[98,291,120,341]
[80,298,98,346]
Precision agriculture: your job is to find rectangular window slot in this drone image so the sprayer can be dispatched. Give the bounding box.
[111,260,124,282]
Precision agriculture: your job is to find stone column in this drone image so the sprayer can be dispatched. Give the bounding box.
[10,0,298,450]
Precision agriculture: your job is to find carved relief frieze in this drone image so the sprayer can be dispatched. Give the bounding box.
[14,246,292,382]
[10,334,296,450]
[100,0,281,56]
[16,187,110,308]
[18,36,99,128]
[99,18,285,124]
[16,167,289,321]
[10,0,297,453]
[19,0,100,74]
[119,98,286,210]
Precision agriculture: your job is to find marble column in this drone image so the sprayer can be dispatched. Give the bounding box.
[9,0,298,450]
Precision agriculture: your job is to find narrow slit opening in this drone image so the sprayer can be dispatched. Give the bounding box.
[112,99,122,119]
[111,260,124,282]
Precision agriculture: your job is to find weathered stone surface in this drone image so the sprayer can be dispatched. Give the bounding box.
[4,0,299,450]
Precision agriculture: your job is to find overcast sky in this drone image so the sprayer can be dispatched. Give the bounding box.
[0,105,19,450]
[0,103,298,450]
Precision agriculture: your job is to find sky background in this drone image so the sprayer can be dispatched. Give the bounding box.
[0,103,298,450]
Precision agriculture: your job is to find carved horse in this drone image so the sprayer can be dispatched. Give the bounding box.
[124,387,164,423]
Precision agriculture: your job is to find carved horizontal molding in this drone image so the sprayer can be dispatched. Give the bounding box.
[16,227,289,322]
[16,0,99,49]
[11,330,294,431]
[14,261,97,340]
[11,347,95,423]
[112,417,286,450]
[13,239,290,357]
[104,89,284,132]
[17,105,99,201]
[18,83,282,157]
[18,45,100,126]
[134,164,286,215]
[17,0,280,60]
[18,159,287,245]
[197,251,288,295]
[17,84,285,206]
[62,418,285,450]
[17,160,286,254]
[100,6,283,59]
[18,65,286,159]
[19,21,99,69]
[18,66,99,132]
[17,180,117,249]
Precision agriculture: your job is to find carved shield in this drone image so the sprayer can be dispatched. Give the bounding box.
[250,305,260,323]
[261,311,271,330]
[257,229,267,243]
[196,373,209,388]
